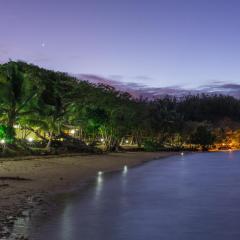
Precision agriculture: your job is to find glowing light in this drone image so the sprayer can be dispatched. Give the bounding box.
[70,129,75,134]
[97,175,103,184]
[98,171,103,176]
[27,138,33,143]
[100,138,104,142]
[95,174,104,199]
[13,125,20,129]
[0,139,5,144]
[125,140,129,144]
[123,165,128,174]
[181,152,184,156]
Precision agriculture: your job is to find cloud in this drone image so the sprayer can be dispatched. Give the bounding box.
[108,75,124,81]
[75,74,240,99]
[198,83,240,98]
[134,75,153,81]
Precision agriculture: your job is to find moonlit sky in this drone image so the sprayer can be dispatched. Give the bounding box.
[1,0,240,89]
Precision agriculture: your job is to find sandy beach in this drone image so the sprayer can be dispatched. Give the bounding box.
[0,151,177,238]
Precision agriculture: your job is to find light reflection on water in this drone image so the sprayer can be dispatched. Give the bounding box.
[61,203,73,240]
[11,151,240,240]
[123,165,128,175]
[95,174,104,199]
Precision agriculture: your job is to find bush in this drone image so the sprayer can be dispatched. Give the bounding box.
[190,125,215,150]
[143,140,162,151]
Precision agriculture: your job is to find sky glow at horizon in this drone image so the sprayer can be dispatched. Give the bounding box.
[1,0,240,89]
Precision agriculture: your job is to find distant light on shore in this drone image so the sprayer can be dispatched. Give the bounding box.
[181,152,184,156]
[98,171,103,176]
[70,129,76,134]
[27,138,33,143]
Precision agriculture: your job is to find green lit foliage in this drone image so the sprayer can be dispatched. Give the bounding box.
[0,61,240,154]
[0,61,40,142]
[0,124,15,144]
[0,125,7,140]
[85,107,108,135]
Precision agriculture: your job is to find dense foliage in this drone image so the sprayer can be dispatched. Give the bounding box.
[0,61,239,155]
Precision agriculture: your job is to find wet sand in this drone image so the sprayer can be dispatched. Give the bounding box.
[0,151,177,239]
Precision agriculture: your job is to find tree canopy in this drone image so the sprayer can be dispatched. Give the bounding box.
[0,61,239,154]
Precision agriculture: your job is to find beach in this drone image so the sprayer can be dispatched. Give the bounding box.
[0,151,177,238]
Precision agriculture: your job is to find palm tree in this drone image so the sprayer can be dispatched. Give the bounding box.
[0,61,39,142]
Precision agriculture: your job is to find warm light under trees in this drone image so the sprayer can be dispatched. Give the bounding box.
[0,61,240,156]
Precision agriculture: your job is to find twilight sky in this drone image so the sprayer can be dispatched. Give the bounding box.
[1,0,240,89]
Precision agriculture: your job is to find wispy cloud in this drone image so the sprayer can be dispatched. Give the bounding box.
[74,74,240,99]
[134,75,153,81]
[198,83,240,98]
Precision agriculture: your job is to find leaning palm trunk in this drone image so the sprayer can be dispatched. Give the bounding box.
[46,131,53,151]
[7,108,16,142]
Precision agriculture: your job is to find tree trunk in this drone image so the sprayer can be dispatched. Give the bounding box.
[46,131,53,151]
[7,108,16,142]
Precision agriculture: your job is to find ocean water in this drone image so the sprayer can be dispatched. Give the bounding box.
[18,151,240,239]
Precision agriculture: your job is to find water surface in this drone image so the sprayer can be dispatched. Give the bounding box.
[29,152,240,240]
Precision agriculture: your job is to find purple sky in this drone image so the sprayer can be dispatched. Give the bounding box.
[1,0,240,90]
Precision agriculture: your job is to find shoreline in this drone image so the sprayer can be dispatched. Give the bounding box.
[0,151,178,239]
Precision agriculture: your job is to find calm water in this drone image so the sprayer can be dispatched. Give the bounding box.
[26,152,240,239]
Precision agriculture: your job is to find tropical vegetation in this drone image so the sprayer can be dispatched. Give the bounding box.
[0,61,240,156]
